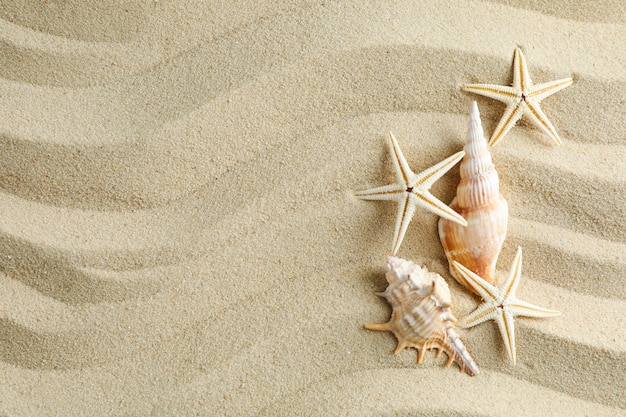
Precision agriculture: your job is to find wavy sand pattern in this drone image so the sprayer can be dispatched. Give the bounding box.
[0,1,624,416]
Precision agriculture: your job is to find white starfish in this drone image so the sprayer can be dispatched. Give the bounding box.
[355,132,467,255]
[462,48,573,147]
[454,247,561,365]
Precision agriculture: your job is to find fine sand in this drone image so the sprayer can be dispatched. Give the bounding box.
[0,1,624,416]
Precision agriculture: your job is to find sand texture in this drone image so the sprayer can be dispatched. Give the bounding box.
[0,1,625,416]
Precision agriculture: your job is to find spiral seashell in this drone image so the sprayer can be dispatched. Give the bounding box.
[365,256,479,376]
[438,101,508,292]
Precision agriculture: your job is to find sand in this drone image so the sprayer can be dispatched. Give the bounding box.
[0,1,624,416]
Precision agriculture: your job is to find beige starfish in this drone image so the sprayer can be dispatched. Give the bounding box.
[355,132,467,255]
[454,247,561,365]
[462,48,573,147]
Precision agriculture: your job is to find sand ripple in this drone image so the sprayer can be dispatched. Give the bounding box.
[0,0,624,416]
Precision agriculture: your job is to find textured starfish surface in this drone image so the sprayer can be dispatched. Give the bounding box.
[462,48,573,147]
[355,132,467,255]
[454,247,561,365]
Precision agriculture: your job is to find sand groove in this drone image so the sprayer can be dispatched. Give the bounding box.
[258,369,624,416]
[0,0,623,416]
[505,217,626,299]
[0,17,160,87]
[503,156,625,242]
[141,261,625,413]
[0,44,621,208]
[483,0,626,24]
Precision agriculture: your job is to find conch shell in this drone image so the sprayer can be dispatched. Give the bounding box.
[365,256,479,376]
[438,101,508,292]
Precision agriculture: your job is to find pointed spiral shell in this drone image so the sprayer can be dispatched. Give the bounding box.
[438,101,508,291]
[365,256,479,376]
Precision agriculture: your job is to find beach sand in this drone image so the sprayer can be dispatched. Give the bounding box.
[0,1,624,416]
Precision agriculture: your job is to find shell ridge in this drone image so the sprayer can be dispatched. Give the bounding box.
[366,257,479,376]
[438,102,509,289]
[443,324,480,376]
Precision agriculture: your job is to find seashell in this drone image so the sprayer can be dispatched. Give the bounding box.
[365,256,479,376]
[438,101,508,292]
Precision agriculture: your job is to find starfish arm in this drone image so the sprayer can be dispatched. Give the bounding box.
[509,299,561,319]
[414,191,467,226]
[412,150,465,190]
[461,83,519,103]
[496,308,517,365]
[524,99,563,145]
[387,131,413,187]
[354,183,406,200]
[391,194,417,255]
[488,102,525,147]
[500,247,524,299]
[452,260,500,301]
[459,302,498,329]
[527,77,573,102]
[512,48,532,92]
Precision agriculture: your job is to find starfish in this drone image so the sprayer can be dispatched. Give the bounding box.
[462,48,573,147]
[454,247,561,365]
[355,131,467,255]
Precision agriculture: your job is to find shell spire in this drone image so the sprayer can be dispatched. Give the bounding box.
[365,256,480,376]
[438,102,508,292]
